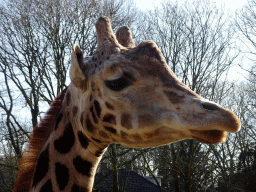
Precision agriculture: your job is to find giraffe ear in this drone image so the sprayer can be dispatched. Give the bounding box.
[70,45,87,90]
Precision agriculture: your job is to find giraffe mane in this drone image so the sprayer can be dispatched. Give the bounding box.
[13,87,68,192]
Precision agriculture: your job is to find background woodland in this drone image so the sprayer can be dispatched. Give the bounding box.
[0,0,256,191]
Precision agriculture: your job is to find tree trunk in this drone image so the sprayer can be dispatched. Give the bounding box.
[111,144,119,192]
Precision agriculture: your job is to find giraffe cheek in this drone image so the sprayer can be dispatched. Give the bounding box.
[158,110,180,127]
[138,114,156,129]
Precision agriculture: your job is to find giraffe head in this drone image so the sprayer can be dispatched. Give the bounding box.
[69,16,240,148]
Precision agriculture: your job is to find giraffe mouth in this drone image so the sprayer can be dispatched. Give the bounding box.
[190,129,228,144]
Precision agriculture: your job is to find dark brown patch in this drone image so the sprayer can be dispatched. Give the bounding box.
[94,100,101,118]
[104,126,117,134]
[76,51,84,67]
[95,149,105,157]
[77,131,89,149]
[99,130,109,139]
[66,90,71,106]
[90,106,98,124]
[81,64,87,73]
[55,162,69,190]
[98,89,102,98]
[160,75,177,88]
[164,91,185,104]
[138,115,155,128]
[121,130,128,139]
[73,156,92,176]
[103,114,116,125]
[54,123,75,154]
[121,113,133,130]
[92,137,102,143]
[40,180,53,192]
[32,145,50,187]
[190,129,227,144]
[132,133,142,140]
[86,116,96,133]
[145,128,161,138]
[105,101,115,110]
[90,94,93,101]
[73,106,79,116]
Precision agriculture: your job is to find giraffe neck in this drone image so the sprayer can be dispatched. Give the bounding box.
[31,87,108,192]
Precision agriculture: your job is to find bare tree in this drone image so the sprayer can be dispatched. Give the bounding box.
[137,1,239,191]
[0,0,138,191]
[236,0,256,61]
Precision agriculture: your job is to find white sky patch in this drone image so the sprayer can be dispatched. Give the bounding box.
[134,0,247,11]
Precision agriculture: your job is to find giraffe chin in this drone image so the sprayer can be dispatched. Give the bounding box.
[190,129,228,144]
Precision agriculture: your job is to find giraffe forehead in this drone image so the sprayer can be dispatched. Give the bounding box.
[95,55,166,84]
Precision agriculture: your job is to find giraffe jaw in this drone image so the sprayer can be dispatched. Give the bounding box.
[121,126,191,148]
[190,129,228,144]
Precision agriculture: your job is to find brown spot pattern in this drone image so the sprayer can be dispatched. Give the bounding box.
[132,133,142,140]
[90,106,98,124]
[95,149,105,157]
[98,90,102,98]
[121,113,133,130]
[161,78,195,96]
[92,137,102,143]
[138,115,155,128]
[99,130,109,139]
[66,91,71,106]
[104,126,117,134]
[105,101,115,110]
[164,91,185,104]
[54,123,75,154]
[94,100,101,118]
[86,116,96,133]
[103,114,116,125]
[73,106,79,116]
[145,128,161,139]
[121,131,128,139]
[77,131,89,149]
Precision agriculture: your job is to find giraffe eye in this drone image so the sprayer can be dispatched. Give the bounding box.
[105,77,130,91]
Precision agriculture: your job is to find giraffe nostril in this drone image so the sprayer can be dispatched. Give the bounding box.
[201,102,220,111]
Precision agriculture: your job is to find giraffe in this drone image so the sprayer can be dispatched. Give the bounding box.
[13,16,241,192]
